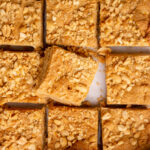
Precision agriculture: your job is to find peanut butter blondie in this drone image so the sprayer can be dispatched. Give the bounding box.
[100,0,150,46]
[37,46,98,106]
[106,54,150,105]
[101,107,150,150]
[0,0,43,48]
[0,107,45,150]
[46,0,98,49]
[48,106,98,150]
[0,50,44,104]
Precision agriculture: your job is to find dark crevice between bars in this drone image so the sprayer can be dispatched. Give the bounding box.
[105,104,148,109]
[43,107,48,150]
[0,45,34,51]
[48,100,99,109]
[98,110,103,150]
[97,2,100,49]
[43,0,46,50]
[5,102,45,109]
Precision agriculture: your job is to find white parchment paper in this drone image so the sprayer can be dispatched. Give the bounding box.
[85,62,106,105]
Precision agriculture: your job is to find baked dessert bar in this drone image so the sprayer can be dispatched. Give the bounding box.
[101,107,150,150]
[0,50,44,104]
[46,0,98,49]
[100,0,150,46]
[37,46,98,106]
[0,0,43,48]
[0,107,45,150]
[106,54,150,105]
[48,106,98,150]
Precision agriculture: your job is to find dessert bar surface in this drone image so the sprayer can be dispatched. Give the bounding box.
[100,0,150,46]
[37,46,98,106]
[0,50,44,104]
[101,107,150,150]
[46,0,98,49]
[106,54,150,105]
[0,107,45,150]
[0,0,43,48]
[48,106,98,150]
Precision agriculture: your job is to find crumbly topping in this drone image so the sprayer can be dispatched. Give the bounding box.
[106,54,150,105]
[37,46,98,106]
[101,108,150,150]
[48,106,98,150]
[46,0,98,48]
[0,50,43,103]
[0,0,43,48]
[100,0,150,46]
[0,108,44,150]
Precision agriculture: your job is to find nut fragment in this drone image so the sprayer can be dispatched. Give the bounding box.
[122,111,128,120]
[67,135,74,141]
[2,25,11,37]
[61,130,69,137]
[54,120,61,126]
[130,138,137,146]
[102,113,111,120]
[55,142,60,149]
[118,125,127,132]
[60,137,67,147]
[138,124,145,131]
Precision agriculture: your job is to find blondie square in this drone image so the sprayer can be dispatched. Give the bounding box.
[46,0,98,49]
[106,54,150,105]
[48,106,98,150]
[101,107,150,150]
[0,107,45,150]
[37,46,98,106]
[0,0,43,48]
[0,50,44,104]
[100,0,150,46]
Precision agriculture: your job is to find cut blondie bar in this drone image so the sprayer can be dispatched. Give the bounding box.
[0,0,43,48]
[37,46,98,106]
[101,107,150,150]
[100,0,150,46]
[106,54,150,105]
[48,106,98,150]
[0,50,44,104]
[0,107,45,150]
[46,0,98,49]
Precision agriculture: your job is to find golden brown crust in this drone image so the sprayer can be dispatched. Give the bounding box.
[106,54,150,105]
[0,107,45,150]
[37,46,98,106]
[48,106,98,150]
[101,107,150,150]
[0,50,45,104]
[100,0,150,46]
[46,0,98,49]
[0,0,43,48]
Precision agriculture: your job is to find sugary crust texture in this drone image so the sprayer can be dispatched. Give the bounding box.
[100,0,150,46]
[37,46,98,106]
[0,50,45,104]
[101,108,150,150]
[0,0,43,48]
[106,54,150,105]
[0,107,45,150]
[46,0,98,49]
[48,106,98,150]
